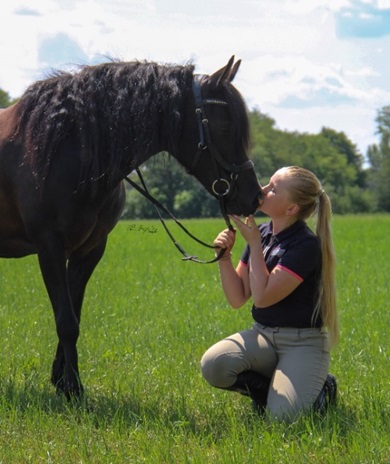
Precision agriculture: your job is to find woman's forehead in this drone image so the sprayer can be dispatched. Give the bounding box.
[271,169,288,184]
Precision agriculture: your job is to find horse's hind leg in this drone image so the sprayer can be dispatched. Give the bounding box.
[51,239,108,396]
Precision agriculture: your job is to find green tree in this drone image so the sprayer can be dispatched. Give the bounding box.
[320,127,366,187]
[0,88,17,108]
[366,106,390,211]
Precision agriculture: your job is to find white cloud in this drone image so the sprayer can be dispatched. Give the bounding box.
[236,54,380,108]
[283,0,351,14]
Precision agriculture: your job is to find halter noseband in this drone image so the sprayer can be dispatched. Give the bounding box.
[190,75,254,228]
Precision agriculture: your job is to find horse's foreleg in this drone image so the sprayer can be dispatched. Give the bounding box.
[51,343,66,393]
[68,239,108,321]
[51,239,108,395]
[36,234,82,399]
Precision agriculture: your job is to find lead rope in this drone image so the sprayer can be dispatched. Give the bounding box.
[124,170,229,264]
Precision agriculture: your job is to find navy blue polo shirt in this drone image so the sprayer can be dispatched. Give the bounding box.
[240,220,322,328]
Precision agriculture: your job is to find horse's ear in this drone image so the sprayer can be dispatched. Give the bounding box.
[228,59,241,82]
[208,56,241,86]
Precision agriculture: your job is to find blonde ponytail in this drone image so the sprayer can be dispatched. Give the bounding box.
[280,166,339,347]
[315,192,339,347]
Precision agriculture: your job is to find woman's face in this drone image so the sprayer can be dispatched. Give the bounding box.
[259,169,295,218]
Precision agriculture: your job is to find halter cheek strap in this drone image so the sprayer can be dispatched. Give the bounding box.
[190,75,254,176]
[191,75,227,151]
[190,74,254,230]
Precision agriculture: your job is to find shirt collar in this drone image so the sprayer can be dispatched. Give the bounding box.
[271,220,306,243]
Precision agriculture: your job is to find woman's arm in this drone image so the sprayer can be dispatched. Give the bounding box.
[248,252,301,307]
[213,228,251,308]
[230,215,301,308]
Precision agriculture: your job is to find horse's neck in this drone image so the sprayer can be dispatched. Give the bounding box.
[124,112,184,170]
[118,79,190,177]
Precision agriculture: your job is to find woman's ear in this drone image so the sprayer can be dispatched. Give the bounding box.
[286,203,299,216]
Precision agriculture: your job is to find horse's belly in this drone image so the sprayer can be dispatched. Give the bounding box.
[0,236,36,258]
[0,191,36,257]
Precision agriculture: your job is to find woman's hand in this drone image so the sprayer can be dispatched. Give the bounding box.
[213,227,251,307]
[229,215,261,249]
[213,228,236,256]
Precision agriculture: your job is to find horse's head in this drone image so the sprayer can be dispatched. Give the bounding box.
[180,56,262,217]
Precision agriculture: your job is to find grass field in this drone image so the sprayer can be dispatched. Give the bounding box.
[0,215,389,463]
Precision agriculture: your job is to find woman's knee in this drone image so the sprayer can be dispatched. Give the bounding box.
[201,344,244,389]
[200,330,262,389]
[265,376,323,422]
[266,392,303,423]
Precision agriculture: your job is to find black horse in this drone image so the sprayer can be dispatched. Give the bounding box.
[0,56,261,398]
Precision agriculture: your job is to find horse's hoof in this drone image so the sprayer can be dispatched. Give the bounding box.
[64,384,85,401]
[54,378,84,401]
[54,378,65,395]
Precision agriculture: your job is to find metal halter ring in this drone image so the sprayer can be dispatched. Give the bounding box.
[212,178,231,196]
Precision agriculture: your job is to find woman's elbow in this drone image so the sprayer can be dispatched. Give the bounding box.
[227,295,249,309]
[230,301,243,309]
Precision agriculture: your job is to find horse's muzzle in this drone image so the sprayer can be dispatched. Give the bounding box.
[246,189,263,215]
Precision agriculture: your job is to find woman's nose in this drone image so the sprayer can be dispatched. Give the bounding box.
[262,184,270,194]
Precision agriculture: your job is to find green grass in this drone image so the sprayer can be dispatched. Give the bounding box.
[0,216,389,463]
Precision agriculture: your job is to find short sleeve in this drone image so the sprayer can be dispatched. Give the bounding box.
[240,243,250,267]
[277,236,321,280]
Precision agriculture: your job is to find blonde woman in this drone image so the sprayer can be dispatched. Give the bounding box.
[201,166,339,422]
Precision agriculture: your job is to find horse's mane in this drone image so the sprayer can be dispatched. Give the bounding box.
[14,60,195,192]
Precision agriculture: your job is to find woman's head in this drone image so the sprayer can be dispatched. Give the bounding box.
[273,166,325,221]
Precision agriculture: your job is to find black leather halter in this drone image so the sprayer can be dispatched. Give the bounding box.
[190,74,254,230]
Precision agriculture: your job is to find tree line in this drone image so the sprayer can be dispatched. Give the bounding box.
[1,88,389,217]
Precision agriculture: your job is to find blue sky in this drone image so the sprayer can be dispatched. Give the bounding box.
[1,0,390,157]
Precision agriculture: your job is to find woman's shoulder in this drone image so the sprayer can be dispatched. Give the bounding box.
[287,223,320,252]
